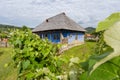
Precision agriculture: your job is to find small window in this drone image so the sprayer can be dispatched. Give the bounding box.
[45,34,48,38]
[43,34,48,38]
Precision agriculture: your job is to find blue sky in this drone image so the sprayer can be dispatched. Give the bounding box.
[0,0,120,28]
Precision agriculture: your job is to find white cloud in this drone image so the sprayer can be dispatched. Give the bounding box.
[0,0,120,28]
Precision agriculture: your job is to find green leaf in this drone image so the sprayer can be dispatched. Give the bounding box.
[81,56,120,80]
[97,63,118,79]
[81,52,111,71]
[88,59,96,70]
[26,72,35,79]
[91,21,120,74]
[96,12,120,32]
[42,49,50,59]
[22,60,30,70]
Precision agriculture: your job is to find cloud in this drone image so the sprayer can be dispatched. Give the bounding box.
[0,0,120,28]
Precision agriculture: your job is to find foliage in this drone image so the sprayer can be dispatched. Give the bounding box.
[0,24,19,38]
[0,31,8,38]
[80,12,120,80]
[68,57,84,80]
[94,31,107,54]
[9,27,64,80]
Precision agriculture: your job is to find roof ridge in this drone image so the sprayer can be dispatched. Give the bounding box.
[46,12,66,21]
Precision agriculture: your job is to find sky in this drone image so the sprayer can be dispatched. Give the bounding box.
[0,0,120,28]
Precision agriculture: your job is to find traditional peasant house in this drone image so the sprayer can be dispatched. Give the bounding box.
[33,13,86,44]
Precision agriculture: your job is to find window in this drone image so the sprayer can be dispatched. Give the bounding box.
[43,34,48,39]
[45,34,48,38]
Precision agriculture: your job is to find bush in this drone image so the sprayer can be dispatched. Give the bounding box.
[9,27,64,80]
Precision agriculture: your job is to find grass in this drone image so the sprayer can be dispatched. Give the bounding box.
[0,47,17,80]
[60,42,96,62]
[59,42,96,72]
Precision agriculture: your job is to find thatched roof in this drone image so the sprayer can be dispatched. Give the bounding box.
[32,12,86,32]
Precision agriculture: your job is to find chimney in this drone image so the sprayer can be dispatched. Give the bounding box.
[46,19,48,22]
[62,12,65,15]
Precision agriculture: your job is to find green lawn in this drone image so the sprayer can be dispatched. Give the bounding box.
[0,47,17,80]
[60,42,96,62]
[59,42,96,72]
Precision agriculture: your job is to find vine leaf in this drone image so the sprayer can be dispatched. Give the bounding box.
[96,12,120,32]
[22,60,30,70]
[90,21,120,74]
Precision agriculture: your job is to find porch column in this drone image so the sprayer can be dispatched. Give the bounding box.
[50,33,52,42]
[60,32,64,43]
[42,34,44,39]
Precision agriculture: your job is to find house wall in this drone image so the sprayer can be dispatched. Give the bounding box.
[39,32,60,43]
[50,32,60,43]
[68,33,75,44]
[78,33,84,42]
[38,30,84,44]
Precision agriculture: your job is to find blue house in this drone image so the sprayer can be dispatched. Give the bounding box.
[33,13,86,44]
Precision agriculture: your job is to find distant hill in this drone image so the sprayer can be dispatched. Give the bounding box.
[0,24,21,28]
[85,27,96,34]
[0,24,20,31]
[0,24,33,31]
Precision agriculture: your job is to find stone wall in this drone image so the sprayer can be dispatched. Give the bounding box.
[59,42,84,54]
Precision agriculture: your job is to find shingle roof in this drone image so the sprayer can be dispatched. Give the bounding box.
[32,12,86,32]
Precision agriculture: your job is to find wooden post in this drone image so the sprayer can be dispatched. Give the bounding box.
[60,33,63,43]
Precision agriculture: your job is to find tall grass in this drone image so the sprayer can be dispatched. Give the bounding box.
[0,48,17,80]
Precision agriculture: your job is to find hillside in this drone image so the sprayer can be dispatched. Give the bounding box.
[85,27,96,34]
[0,24,20,31]
[0,24,20,28]
[0,24,34,31]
